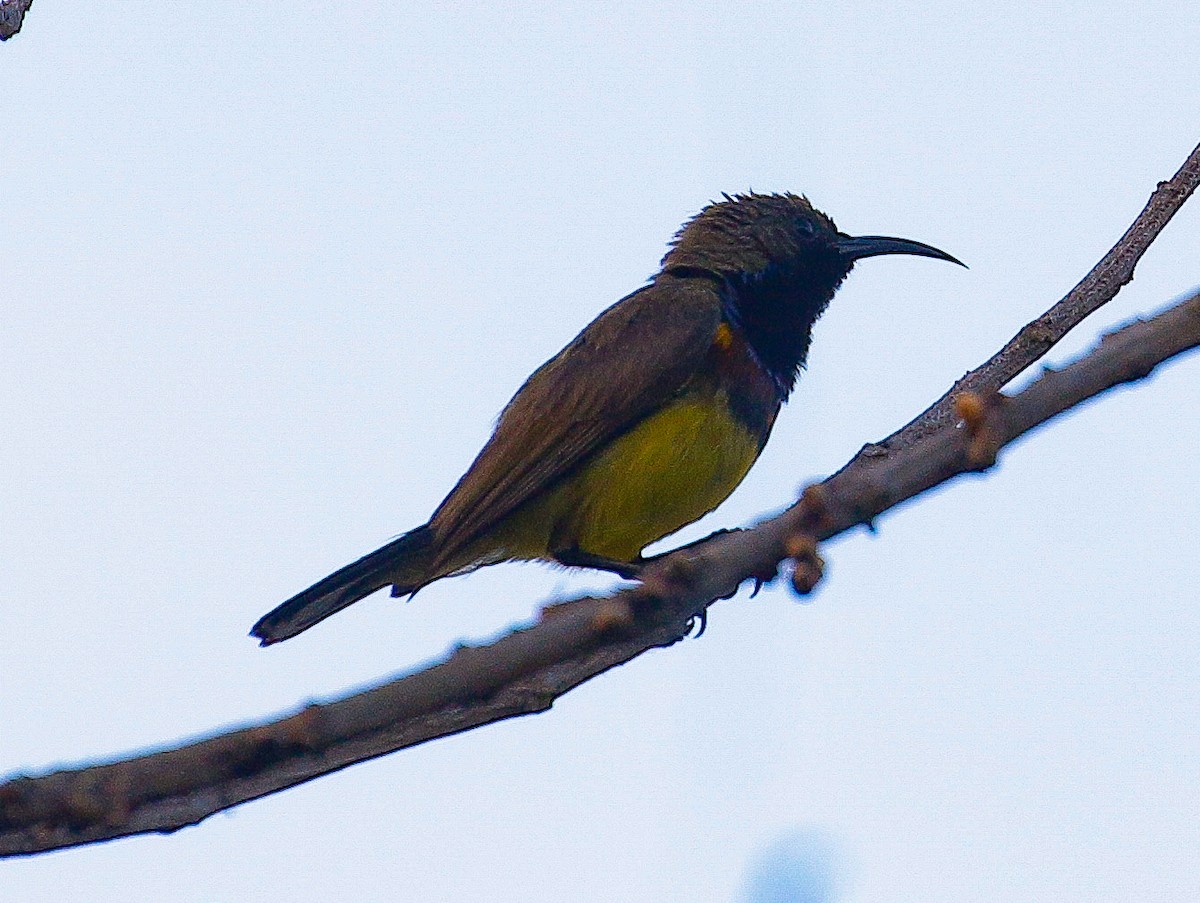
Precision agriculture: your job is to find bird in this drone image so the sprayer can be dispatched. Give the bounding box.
[251,192,963,645]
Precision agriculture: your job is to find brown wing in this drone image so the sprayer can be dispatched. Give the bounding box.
[429,276,722,563]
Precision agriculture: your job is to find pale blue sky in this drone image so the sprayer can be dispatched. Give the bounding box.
[3,4,1198,901]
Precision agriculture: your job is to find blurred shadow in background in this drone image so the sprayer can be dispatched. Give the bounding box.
[740,827,845,903]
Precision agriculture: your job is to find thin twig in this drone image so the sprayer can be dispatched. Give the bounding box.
[0,0,34,40]
[874,141,1200,453]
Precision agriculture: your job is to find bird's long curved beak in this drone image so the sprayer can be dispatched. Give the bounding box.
[837,234,966,268]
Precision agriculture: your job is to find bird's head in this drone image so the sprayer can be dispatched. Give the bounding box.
[662,192,963,282]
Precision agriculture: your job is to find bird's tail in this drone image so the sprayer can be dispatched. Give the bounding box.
[251,524,436,646]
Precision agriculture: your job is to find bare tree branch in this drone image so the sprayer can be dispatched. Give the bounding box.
[3,286,1197,857]
[2,142,1199,858]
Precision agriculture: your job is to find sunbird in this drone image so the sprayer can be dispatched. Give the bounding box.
[252,193,962,645]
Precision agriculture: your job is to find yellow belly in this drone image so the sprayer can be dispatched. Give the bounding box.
[492,385,764,562]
